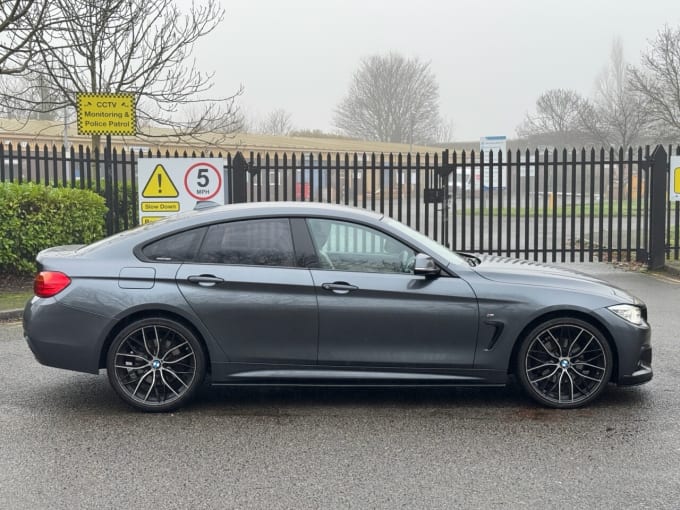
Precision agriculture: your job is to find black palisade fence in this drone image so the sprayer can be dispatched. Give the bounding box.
[0,142,677,268]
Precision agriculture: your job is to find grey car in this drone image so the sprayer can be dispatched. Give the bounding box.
[23,202,652,412]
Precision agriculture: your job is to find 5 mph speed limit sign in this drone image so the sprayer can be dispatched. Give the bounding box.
[184,161,222,200]
[138,158,226,224]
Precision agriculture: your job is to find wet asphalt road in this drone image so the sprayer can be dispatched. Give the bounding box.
[1,264,679,509]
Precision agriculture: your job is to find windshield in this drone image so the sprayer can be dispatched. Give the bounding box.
[382,216,468,266]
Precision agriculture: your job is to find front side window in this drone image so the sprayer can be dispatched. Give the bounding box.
[307,218,415,274]
[196,218,295,267]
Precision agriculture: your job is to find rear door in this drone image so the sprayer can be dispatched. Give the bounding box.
[175,218,318,364]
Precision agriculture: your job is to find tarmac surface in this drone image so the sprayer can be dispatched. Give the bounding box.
[1,263,679,509]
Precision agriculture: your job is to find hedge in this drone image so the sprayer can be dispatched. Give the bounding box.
[94,181,136,232]
[0,182,107,275]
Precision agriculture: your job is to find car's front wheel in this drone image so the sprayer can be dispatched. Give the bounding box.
[516,317,613,409]
[106,317,206,412]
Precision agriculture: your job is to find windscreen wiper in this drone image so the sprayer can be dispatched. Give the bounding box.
[457,252,482,267]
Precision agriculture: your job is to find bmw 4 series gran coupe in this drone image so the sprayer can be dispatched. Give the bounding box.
[23,202,652,412]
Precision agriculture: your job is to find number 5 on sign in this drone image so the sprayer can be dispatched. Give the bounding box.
[184,161,222,201]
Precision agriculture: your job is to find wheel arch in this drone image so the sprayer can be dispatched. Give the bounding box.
[507,309,619,381]
[98,309,212,373]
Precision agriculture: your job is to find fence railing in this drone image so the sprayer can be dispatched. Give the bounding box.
[0,143,678,266]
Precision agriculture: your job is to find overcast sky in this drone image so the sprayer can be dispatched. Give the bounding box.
[194,0,680,142]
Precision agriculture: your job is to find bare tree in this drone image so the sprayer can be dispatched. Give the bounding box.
[0,0,47,75]
[517,89,593,146]
[0,0,242,147]
[591,38,650,147]
[433,117,455,144]
[258,109,293,136]
[629,25,680,138]
[0,72,58,120]
[576,98,610,147]
[333,53,443,144]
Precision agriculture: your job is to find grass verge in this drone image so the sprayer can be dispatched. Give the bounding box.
[0,290,32,311]
[0,274,33,311]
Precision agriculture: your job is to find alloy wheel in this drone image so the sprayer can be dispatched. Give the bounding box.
[520,320,612,407]
[108,320,203,410]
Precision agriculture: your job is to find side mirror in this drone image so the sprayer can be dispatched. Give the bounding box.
[413,253,440,276]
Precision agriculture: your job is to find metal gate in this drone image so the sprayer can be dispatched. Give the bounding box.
[231,145,676,269]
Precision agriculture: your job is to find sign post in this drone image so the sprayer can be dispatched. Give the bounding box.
[76,92,137,234]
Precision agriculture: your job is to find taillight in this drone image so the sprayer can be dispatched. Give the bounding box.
[34,271,71,298]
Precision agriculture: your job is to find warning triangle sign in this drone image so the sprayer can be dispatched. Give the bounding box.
[142,164,179,198]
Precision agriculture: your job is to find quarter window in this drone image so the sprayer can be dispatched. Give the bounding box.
[197,218,296,267]
[142,227,206,262]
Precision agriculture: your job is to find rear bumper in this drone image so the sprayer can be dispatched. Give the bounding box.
[23,297,111,374]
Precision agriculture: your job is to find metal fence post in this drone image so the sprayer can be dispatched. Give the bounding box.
[437,149,452,247]
[104,134,114,236]
[232,151,248,203]
[648,144,667,270]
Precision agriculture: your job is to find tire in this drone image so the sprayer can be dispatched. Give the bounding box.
[106,317,206,412]
[516,317,613,409]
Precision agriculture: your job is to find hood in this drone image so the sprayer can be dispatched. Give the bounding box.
[471,255,634,301]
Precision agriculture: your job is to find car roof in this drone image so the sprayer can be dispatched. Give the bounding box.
[185,201,384,225]
[207,201,381,216]
[79,202,386,255]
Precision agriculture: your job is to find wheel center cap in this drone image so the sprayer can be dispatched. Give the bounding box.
[152,359,161,369]
[560,359,570,369]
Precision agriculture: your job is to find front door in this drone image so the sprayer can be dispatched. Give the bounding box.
[306,218,478,368]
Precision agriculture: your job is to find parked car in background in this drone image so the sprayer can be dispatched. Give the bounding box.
[24,202,652,412]
[449,173,472,197]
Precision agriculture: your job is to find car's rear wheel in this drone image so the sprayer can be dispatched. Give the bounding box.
[106,317,206,412]
[516,317,613,409]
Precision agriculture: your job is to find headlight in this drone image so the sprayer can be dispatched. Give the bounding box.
[608,304,643,325]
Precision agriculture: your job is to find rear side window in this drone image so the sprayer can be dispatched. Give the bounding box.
[197,218,295,267]
[142,227,206,261]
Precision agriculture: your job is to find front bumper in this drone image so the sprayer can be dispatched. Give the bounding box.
[617,344,653,386]
[599,308,653,386]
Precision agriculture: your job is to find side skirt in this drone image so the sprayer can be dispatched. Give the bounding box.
[210,363,508,387]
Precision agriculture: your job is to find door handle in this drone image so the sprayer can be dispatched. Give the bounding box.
[187,274,224,287]
[321,282,359,294]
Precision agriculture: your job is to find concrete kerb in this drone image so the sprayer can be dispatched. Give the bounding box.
[665,261,680,278]
[0,309,22,321]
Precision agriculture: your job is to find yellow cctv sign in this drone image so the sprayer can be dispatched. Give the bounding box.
[672,156,680,202]
[76,92,136,136]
